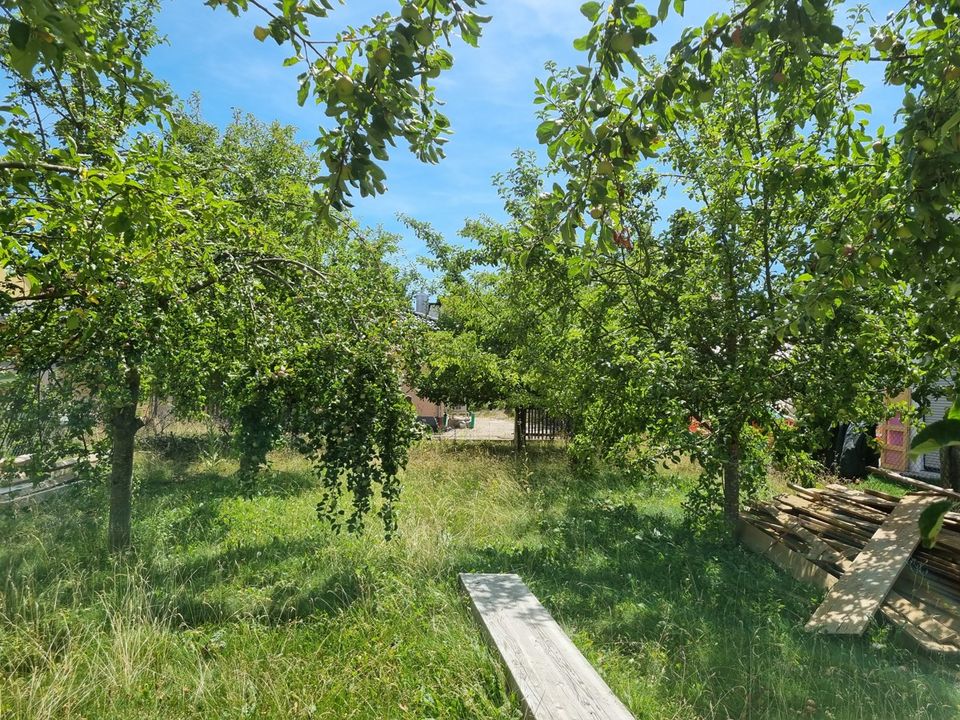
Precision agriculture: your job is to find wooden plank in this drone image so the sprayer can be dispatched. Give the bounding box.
[805,494,936,635]
[758,504,845,564]
[737,520,840,588]
[867,465,960,501]
[459,573,634,720]
[884,592,960,647]
[738,518,958,654]
[826,484,898,508]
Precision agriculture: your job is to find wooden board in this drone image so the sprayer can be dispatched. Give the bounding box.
[459,573,635,720]
[805,494,936,635]
[738,517,957,654]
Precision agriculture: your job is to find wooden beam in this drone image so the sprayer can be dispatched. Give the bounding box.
[459,573,635,720]
[738,517,957,654]
[805,494,936,635]
[867,466,960,502]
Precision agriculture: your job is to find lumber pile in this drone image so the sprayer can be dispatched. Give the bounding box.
[739,483,960,654]
[0,454,97,507]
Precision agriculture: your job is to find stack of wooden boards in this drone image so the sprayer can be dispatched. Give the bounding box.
[738,482,960,655]
[0,454,95,508]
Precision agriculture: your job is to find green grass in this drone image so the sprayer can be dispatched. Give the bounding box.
[861,474,911,497]
[0,441,957,719]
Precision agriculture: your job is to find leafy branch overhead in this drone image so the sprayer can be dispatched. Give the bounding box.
[534,0,959,285]
[0,2,425,550]
[209,0,490,215]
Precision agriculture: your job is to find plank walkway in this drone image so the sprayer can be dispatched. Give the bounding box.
[805,493,936,635]
[459,573,635,720]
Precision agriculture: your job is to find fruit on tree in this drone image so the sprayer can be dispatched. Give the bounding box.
[872,33,893,52]
[372,46,392,66]
[610,32,634,53]
[334,75,355,98]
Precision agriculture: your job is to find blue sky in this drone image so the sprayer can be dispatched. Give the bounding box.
[149,1,905,265]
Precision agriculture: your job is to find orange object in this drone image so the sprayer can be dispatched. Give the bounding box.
[878,390,911,472]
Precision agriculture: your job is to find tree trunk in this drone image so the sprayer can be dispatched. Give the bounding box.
[722,433,741,528]
[108,366,141,552]
[939,445,960,492]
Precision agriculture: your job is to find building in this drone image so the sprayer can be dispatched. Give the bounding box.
[877,382,950,480]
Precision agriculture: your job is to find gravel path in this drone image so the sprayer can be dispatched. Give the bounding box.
[430,415,514,441]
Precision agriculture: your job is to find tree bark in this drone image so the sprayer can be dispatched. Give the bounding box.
[108,366,141,552]
[939,445,960,492]
[722,433,741,528]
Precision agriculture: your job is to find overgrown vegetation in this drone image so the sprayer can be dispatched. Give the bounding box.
[1,440,956,719]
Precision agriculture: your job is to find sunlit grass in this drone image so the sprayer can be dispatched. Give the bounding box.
[0,440,956,719]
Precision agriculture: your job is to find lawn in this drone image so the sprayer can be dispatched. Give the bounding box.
[0,440,958,719]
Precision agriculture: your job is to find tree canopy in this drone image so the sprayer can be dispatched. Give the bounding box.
[2,0,959,545]
[0,1,424,549]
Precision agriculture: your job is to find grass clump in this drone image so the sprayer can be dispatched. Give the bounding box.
[0,440,957,719]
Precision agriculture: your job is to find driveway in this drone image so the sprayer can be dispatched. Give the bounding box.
[431,414,514,441]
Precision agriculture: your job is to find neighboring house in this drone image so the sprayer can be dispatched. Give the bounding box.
[407,292,445,431]
[405,385,445,431]
[0,267,27,296]
[877,381,951,480]
[413,291,440,323]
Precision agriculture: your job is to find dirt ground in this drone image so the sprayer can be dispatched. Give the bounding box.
[430,410,514,441]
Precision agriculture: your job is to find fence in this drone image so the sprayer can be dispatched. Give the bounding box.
[514,407,571,448]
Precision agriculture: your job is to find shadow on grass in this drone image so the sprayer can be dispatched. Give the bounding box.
[0,450,363,630]
[458,485,960,719]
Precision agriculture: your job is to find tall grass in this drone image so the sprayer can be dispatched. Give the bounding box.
[0,441,957,719]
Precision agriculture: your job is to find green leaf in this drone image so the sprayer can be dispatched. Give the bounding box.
[819,24,844,45]
[536,120,557,143]
[580,2,602,21]
[908,418,960,457]
[673,0,685,16]
[947,397,960,421]
[657,0,670,21]
[919,499,956,549]
[8,19,30,51]
[943,109,960,134]
[253,25,270,41]
[8,43,39,77]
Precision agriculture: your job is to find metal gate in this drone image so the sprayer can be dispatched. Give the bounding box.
[514,407,571,446]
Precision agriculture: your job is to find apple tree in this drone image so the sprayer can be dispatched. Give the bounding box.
[0,1,419,550]
[522,1,919,523]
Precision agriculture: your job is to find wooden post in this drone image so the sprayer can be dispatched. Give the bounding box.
[514,407,526,452]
